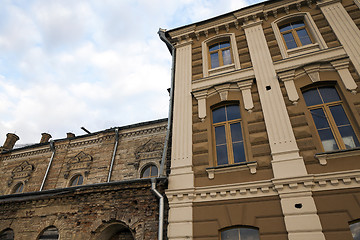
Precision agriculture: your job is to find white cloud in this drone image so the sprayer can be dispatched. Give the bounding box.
[0,0,257,145]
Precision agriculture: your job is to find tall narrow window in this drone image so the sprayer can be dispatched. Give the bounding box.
[303,86,360,152]
[212,105,246,166]
[280,20,312,49]
[209,41,232,69]
[220,227,259,240]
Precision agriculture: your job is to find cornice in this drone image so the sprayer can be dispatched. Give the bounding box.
[166,170,360,204]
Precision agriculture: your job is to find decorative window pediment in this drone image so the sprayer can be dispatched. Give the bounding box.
[135,139,163,161]
[64,151,93,179]
[8,161,34,186]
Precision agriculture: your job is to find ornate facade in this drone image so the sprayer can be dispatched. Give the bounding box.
[162,0,360,239]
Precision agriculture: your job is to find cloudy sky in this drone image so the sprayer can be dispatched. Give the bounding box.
[0,0,262,145]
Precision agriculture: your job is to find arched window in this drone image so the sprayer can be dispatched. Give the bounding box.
[212,104,246,166]
[141,165,158,178]
[12,182,24,194]
[69,174,83,186]
[303,86,360,152]
[220,227,259,240]
[38,226,59,240]
[350,220,360,240]
[0,228,14,240]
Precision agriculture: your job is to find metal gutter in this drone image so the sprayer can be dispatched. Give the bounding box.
[151,178,164,240]
[158,28,176,177]
[40,140,55,191]
[107,128,119,182]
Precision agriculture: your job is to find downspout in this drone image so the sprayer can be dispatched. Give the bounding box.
[40,140,55,191]
[107,128,119,182]
[158,28,176,177]
[151,178,164,240]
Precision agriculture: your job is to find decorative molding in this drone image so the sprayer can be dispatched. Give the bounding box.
[192,89,208,121]
[331,58,358,94]
[206,162,257,179]
[8,161,35,187]
[237,80,254,112]
[277,70,299,104]
[214,84,231,101]
[303,63,321,82]
[64,151,93,179]
[315,148,360,165]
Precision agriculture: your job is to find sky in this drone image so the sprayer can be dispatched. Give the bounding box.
[0,0,262,145]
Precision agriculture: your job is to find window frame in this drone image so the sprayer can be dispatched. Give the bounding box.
[69,174,84,187]
[38,226,59,240]
[12,182,24,194]
[202,33,241,77]
[140,164,159,178]
[302,85,360,152]
[279,20,314,50]
[211,104,247,166]
[271,12,327,58]
[219,226,260,240]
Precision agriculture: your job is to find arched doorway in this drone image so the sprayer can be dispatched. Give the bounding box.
[96,222,134,240]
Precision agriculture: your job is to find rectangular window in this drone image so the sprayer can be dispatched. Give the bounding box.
[303,86,360,152]
[212,105,246,165]
[208,41,232,69]
[280,20,313,49]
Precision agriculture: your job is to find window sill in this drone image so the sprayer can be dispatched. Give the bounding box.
[208,63,236,77]
[286,43,320,58]
[206,161,257,179]
[315,147,360,165]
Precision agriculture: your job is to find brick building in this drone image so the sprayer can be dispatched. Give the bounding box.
[160,0,360,239]
[0,119,169,240]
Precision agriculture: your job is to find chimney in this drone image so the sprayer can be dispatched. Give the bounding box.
[40,133,52,143]
[2,133,20,151]
[67,132,75,138]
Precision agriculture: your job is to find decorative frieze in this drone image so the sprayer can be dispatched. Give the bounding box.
[8,161,35,187]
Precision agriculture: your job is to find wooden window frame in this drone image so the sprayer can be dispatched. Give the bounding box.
[219,226,260,240]
[12,182,24,194]
[279,20,314,50]
[69,174,83,186]
[212,104,247,166]
[303,86,360,152]
[208,41,233,69]
[140,164,158,178]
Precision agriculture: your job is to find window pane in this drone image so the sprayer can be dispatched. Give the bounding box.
[239,228,260,240]
[209,43,219,51]
[318,129,339,151]
[39,227,59,240]
[78,175,83,185]
[350,221,360,240]
[310,108,330,129]
[338,126,360,149]
[215,126,227,145]
[297,28,312,46]
[226,105,241,121]
[280,23,292,32]
[233,142,246,163]
[220,42,230,48]
[292,21,305,29]
[230,123,243,142]
[151,165,158,176]
[222,49,232,65]
[216,145,228,165]
[210,52,220,68]
[221,228,239,240]
[213,107,226,123]
[329,105,350,126]
[142,167,150,178]
[283,32,297,49]
[303,88,322,106]
[318,87,340,103]
[0,229,14,240]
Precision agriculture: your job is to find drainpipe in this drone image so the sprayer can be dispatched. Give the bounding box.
[40,140,55,191]
[107,128,119,182]
[151,178,164,240]
[158,28,176,177]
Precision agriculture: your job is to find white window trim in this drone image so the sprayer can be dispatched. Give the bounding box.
[202,33,241,77]
[271,12,327,59]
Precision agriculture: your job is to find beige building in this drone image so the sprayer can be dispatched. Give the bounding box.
[0,119,169,240]
[161,0,360,239]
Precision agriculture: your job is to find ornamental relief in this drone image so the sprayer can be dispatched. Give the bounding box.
[64,151,93,179]
[131,139,163,170]
[8,161,35,186]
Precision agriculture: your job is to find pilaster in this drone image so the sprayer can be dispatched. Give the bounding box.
[318,0,360,75]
